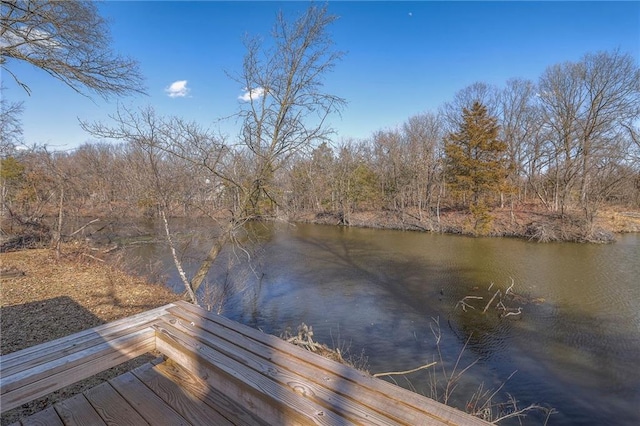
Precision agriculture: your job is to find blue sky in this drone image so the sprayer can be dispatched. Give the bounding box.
[3,1,639,150]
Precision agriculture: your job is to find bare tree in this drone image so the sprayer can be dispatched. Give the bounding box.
[576,50,640,221]
[0,86,23,154]
[441,82,500,132]
[497,78,539,209]
[82,106,223,303]
[403,112,443,219]
[72,142,130,214]
[538,50,640,221]
[82,4,345,305]
[371,129,406,209]
[233,4,345,215]
[538,61,585,214]
[1,0,145,98]
[288,142,335,212]
[622,122,640,154]
[186,4,346,297]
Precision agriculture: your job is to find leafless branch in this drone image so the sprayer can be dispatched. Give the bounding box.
[1,0,146,99]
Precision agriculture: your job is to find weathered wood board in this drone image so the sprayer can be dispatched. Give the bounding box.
[2,300,489,425]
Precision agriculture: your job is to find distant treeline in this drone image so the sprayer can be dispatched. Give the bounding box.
[2,50,639,240]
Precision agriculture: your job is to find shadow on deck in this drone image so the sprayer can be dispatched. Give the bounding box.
[1,301,489,425]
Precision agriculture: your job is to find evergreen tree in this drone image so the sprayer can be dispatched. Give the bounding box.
[444,102,509,233]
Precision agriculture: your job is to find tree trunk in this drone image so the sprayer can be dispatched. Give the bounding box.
[190,221,235,294]
[55,187,64,260]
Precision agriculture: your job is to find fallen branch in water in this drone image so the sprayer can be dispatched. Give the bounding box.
[500,306,523,318]
[505,278,515,296]
[456,295,483,312]
[454,277,540,320]
[483,290,501,314]
[373,362,437,378]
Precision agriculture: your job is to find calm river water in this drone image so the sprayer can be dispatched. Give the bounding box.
[122,221,640,425]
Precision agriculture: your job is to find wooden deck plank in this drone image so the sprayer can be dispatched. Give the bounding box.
[159,313,404,425]
[163,310,393,416]
[83,382,150,426]
[1,330,155,412]
[164,309,423,425]
[1,304,174,372]
[19,406,64,426]
[132,361,260,426]
[154,320,355,426]
[4,301,488,426]
[2,321,159,379]
[53,393,107,426]
[168,301,488,425]
[2,327,154,392]
[109,371,190,426]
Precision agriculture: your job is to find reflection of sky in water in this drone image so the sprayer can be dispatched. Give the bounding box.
[123,221,640,426]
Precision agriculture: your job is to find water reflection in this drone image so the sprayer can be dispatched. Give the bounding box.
[122,221,640,425]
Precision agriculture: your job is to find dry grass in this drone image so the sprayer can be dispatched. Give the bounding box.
[596,208,640,233]
[0,244,179,425]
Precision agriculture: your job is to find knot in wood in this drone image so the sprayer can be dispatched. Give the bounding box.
[266,366,278,376]
[289,381,314,397]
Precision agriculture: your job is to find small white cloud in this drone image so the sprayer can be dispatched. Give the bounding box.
[408,12,413,17]
[238,87,265,102]
[165,80,190,98]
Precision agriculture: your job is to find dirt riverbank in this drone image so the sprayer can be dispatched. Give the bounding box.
[293,206,640,242]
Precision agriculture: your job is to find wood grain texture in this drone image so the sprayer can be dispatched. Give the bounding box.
[83,382,150,426]
[109,371,190,426]
[0,304,174,413]
[168,301,488,425]
[158,313,399,425]
[1,330,155,412]
[54,393,107,426]
[132,360,259,426]
[2,328,155,391]
[1,304,173,372]
[155,321,352,426]
[4,300,489,426]
[19,406,64,426]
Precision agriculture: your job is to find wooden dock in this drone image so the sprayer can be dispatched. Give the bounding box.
[1,300,488,425]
